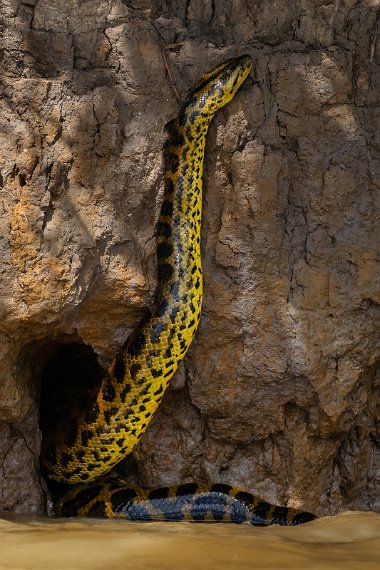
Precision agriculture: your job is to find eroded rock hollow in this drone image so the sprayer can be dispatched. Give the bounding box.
[0,0,379,515]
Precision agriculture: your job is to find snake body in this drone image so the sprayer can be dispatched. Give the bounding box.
[42,55,316,525]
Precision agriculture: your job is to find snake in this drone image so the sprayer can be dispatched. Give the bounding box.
[41,54,316,526]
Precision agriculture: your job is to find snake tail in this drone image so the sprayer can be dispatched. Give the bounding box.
[57,482,316,526]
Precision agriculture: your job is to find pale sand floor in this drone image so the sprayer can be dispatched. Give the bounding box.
[0,511,380,570]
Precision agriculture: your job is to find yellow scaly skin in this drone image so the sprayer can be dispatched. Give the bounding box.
[42,55,316,526]
[42,55,253,485]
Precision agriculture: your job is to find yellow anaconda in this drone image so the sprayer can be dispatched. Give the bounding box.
[41,55,316,526]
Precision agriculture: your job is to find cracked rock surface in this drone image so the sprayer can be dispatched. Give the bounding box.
[0,0,379,515]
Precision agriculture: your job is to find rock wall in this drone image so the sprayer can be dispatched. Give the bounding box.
[0,0,379,515]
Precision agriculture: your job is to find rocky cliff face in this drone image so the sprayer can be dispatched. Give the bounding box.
[0,0,379,515]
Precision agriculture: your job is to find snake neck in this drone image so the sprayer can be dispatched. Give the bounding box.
[156,117,210,307]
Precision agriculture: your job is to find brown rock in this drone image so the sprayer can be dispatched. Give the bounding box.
[0,0,379,516]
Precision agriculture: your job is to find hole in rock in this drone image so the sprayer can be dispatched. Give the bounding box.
[38,340,104,435]
[36,337,141,495]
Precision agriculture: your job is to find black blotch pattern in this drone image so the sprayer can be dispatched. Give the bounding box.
[128,333,146,357]
[176,483,198,496]
[157,242,173,260]
[291,511,317,525]
[161,200,174,217]
[120,384,132,403]
[61,470,74,480]
[81,430,94,447]
[168,127,185,148]
[166,152,179,173]
[76,449,85,462]
[156,298,169,316]
[103,407,118,425]
[234,491,254,507]
[148,487,169,500]
[164,347,172,358]
[130,363,142,380]
[92,450,101,462]
[165,178,174,194]
[251,501,271,526]
[154,385,163,396]
[157,221,172,238]
[210,484,232,495]
[271,506,290,526]
[110,488,137,513]
[103,410,112,425]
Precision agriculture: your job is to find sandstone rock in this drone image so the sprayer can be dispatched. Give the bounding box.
[0,0,379,516]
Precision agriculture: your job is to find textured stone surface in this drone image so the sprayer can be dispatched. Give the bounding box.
[0,0,379,515]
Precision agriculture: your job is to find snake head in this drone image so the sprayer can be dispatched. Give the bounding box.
[178,54,253,128]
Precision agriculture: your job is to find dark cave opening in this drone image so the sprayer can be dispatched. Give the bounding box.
[36,337,140,497]
[38,340,104,435]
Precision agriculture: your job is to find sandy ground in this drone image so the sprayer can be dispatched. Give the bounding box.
[0,511,380,570]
